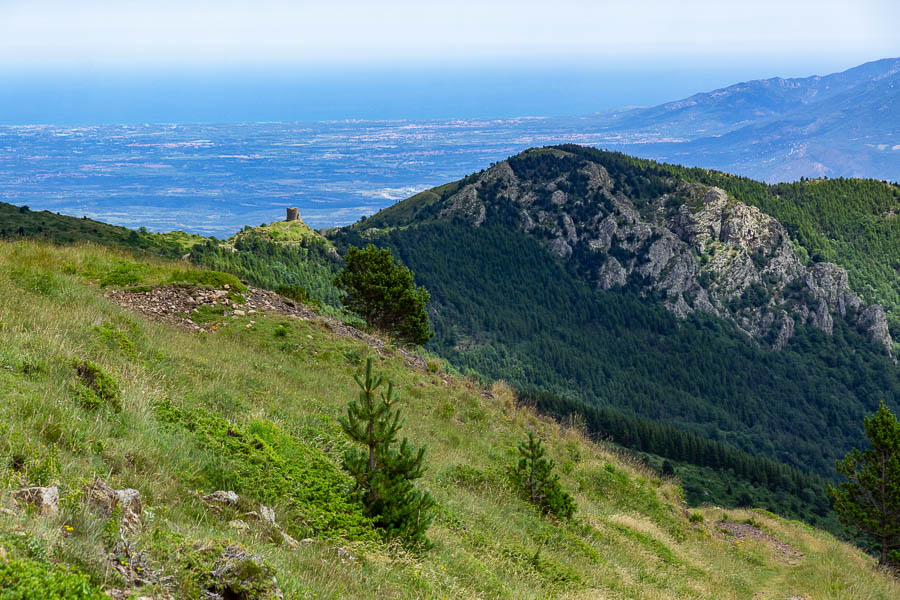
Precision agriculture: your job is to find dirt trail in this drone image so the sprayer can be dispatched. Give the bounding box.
[716,521,804,566]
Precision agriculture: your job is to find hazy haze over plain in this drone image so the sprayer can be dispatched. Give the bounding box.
[2,0,898,67]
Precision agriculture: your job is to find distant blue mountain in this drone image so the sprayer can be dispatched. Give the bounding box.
[591,58,900,182]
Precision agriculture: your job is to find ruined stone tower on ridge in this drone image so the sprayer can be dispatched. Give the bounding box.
[286,207,300,221]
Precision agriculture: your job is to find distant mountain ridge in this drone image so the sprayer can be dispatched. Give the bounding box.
[591,57,900,182]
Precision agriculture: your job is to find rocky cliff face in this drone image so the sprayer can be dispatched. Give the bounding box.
[437,149,893,352]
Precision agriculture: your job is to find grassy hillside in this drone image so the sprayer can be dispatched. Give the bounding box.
[0,202,204,257]
[0,201,349,319]
[1,239,897,599]
[233,219,335,246]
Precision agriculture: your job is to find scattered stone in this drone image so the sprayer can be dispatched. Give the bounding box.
[300,538,314,544]
[208,545,283,600]
[107,589,173,600]
[83,479,143,535]
[280,531,299,549]
[108,536,162,587]
[11,486,59,516]
[259,504,277,525]
[233,309,246,316]
[335,547,356,564]
[203,490,240,507]
[228,519,250,532]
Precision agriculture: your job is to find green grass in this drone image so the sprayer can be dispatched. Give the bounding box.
[231,218,335,250]
[0,239,897,599]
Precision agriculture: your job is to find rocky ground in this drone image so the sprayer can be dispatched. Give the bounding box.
[105,284,426,370]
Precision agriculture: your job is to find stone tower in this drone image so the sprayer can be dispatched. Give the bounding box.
[286,207,300,222]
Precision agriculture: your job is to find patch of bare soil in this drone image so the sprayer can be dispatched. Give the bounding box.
[716,520,804,565]
[105,284,426,370]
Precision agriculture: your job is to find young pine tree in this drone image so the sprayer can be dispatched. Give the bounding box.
[829,402,900,568]
[511,433,576,519]
[339,358,435,547]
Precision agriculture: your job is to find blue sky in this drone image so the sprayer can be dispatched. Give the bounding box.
[1,1,898,124]
[3,0,898,68]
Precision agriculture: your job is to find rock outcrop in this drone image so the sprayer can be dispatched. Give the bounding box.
[436,150,893,352]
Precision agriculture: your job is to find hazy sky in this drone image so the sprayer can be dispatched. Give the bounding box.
[3,0,899,68]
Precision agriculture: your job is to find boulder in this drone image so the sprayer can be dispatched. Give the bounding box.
[83,479,143,535]
[203,490,240,507]
[208,544,283,600]
[258,504,277,525]
[11,486,58,516]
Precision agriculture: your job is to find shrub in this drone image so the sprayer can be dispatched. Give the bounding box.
[94,322,138,358]
[99,261,145,287]
[0,558,106,600]
[72,361,121,411]
[154,401,375,540]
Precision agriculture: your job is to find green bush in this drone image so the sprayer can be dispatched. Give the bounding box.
[72,361,121,411]
[0,558,106,600]
[94,322,138,358]
[99,261,145,287]
[154,401,375,540]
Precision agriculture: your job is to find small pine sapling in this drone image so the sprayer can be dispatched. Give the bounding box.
[511,433,576,519]
[339,358,435,547]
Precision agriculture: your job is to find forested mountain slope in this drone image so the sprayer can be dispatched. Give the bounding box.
[331,146,900,483]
